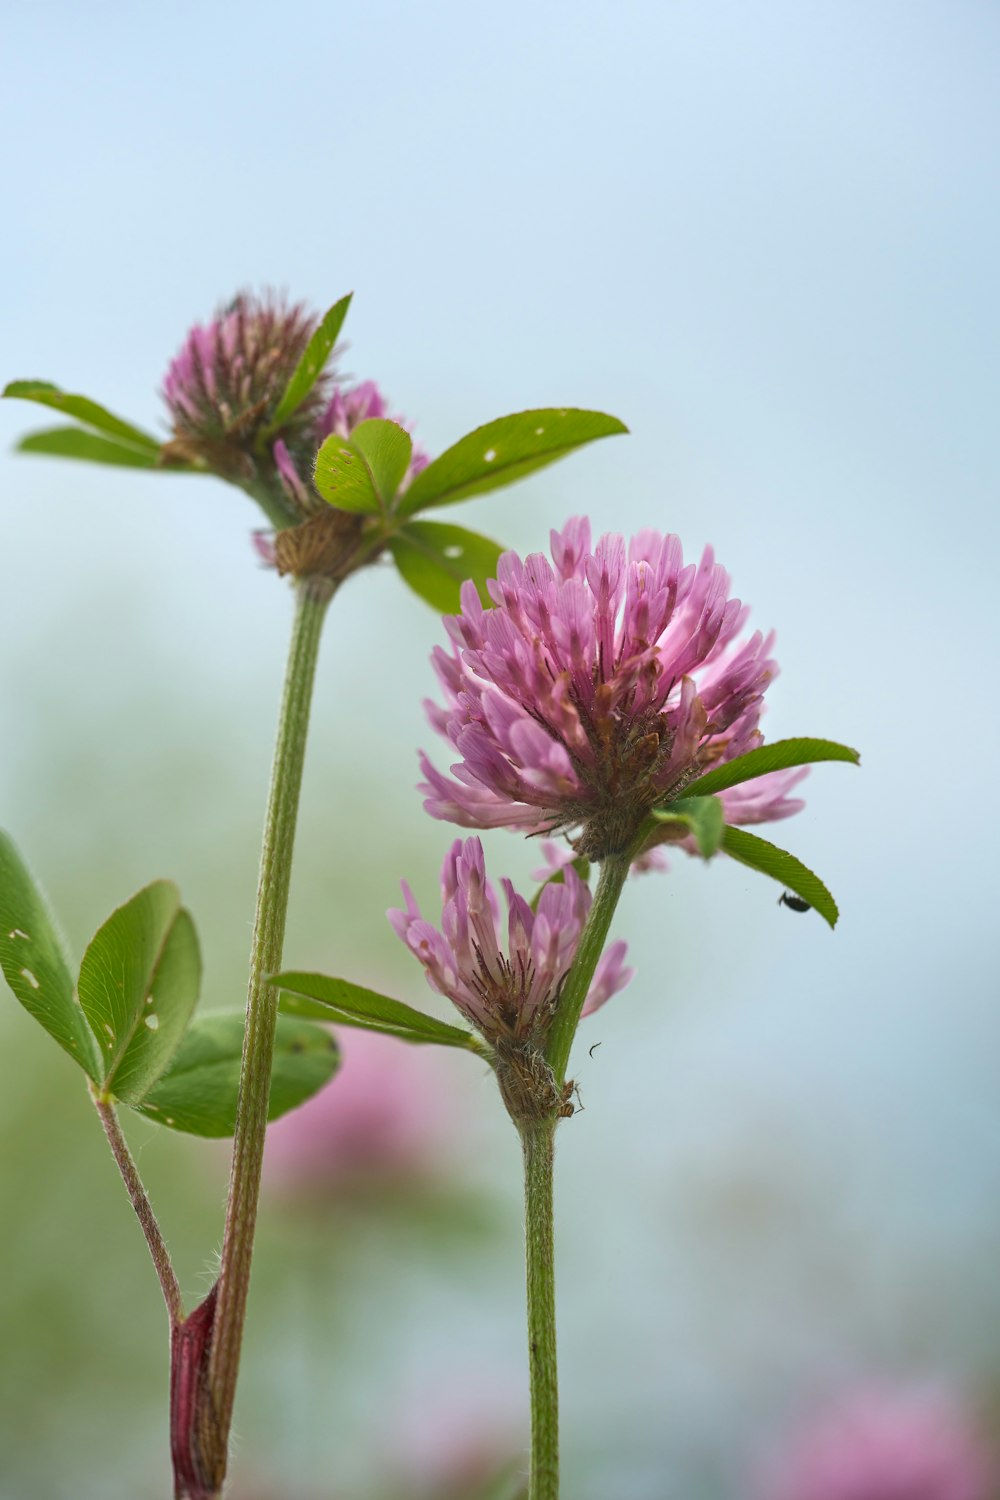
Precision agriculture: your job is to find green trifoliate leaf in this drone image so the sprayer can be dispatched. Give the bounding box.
[389,520,504,611]
[396,407,628,518]
[3,380,160,452]
[267,293,352,430]
[134,1012,340,1136]
[313,434,382,514]
[275,972,478,1049]
[684,738,860,799]
[17,426,162,469]
[652,794,725,858]
[0,831,99,1080]
[721,826,839,929]
[77,881,201,1102]
[351,419,413,505]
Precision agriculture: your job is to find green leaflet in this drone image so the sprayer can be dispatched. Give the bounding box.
[17,426,163,468]
[313,433,382,514]
[397,407,628,517]
[351,419,413,506]
[76,881,201,1102]
[0,831,99,1079]
[275,972,478,1049]
[389,520,504,611]
[684,738,859,799]
[267,293,352,430]
[134,1011,340,1136]
[3,380,160,451]
[722,826,839,928]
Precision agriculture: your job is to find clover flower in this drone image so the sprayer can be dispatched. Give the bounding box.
[161,292,325,496]
[757,1387,994,1500]
[420,516,805,861]
[389,837,631,1121]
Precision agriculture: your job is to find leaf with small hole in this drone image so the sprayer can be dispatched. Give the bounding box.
[77,881,201,1102]
[313,434,382,514]
[396,407,628,517]
[0,831,99,1079]
[389,520,504,611]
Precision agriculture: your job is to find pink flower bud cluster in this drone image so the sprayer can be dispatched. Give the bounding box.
[389,836,631,1045]
[163,293,321,452]
[162,292,425,526]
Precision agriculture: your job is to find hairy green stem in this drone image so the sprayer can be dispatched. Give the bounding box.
[521,1119,559,1500]
[199,574,334,1488]
[515,847,632,1500]
[545,849,632,1084]
[93,1091,185,1329]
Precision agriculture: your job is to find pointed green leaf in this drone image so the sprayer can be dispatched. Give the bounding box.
[389,520,505,611]
[721,826,839,929]
[134,1012,340,1136]
[3,380,159,452]
[17,426,161,469]
[77,882,201,1102]
[275,972,478,1049]
[0,831,99,1079]
[268,293,352,430]
[351,419,413,506]
[397,407,628,517]
[652,794,725,857]
[684,738,860,799]
[313,434,382,514]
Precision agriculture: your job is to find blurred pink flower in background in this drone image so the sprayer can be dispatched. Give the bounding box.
[756,1386,995,1500]
[262,1026,462,1195]
[386,1379,523,1500]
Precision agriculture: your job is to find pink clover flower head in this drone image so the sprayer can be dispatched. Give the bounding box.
[388,836,632,1047]
[758,1386,995,1500]
[420,516,800,862]
[318,378,430,486]
[162,291,325,467]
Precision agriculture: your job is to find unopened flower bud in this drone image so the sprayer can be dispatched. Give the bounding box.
[160,291,329,523]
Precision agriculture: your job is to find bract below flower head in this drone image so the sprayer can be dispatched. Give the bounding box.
[259,378,431,576]
[389,837,631,1049]
[161,292,325,491]
[420,516,802,861]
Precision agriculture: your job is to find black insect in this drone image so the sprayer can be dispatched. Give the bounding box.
[778,891,811,913]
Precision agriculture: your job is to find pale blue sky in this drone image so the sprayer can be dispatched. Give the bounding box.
[2,3,999,1496]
